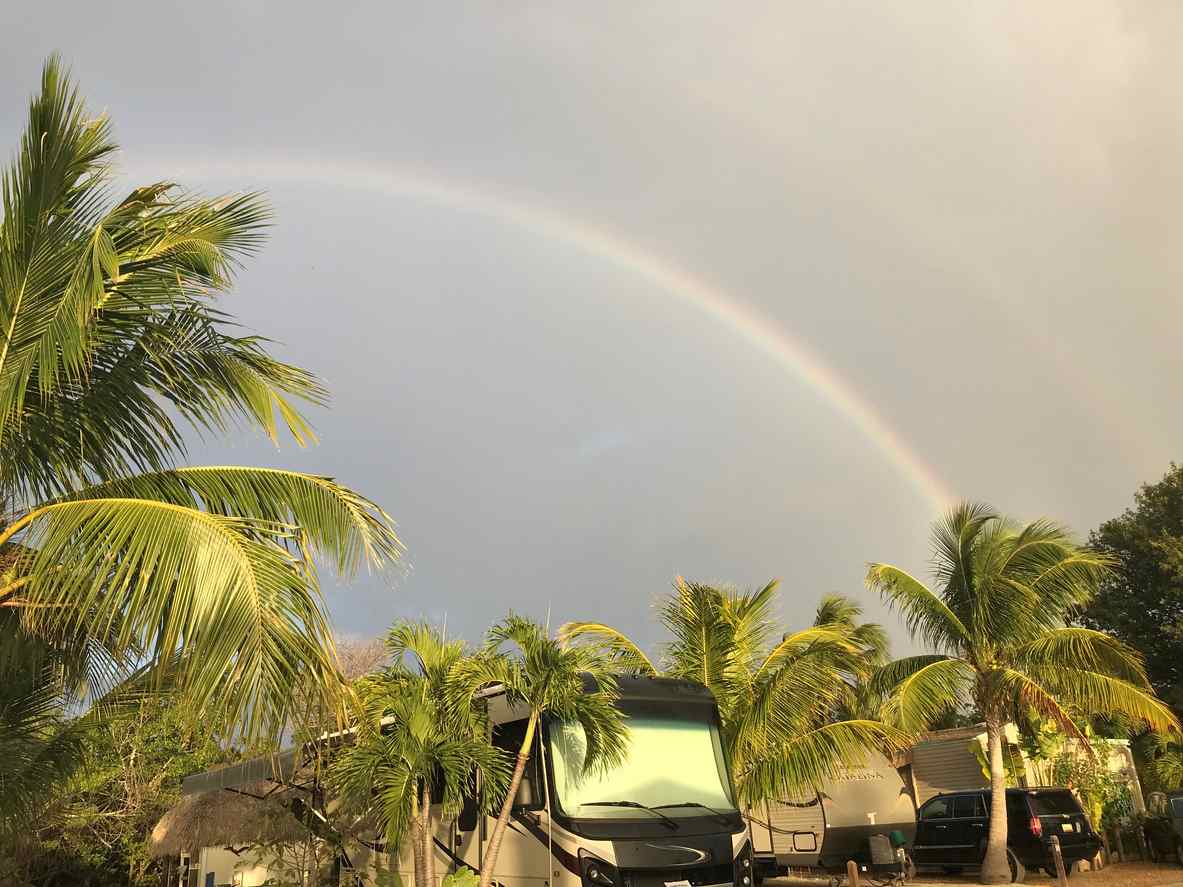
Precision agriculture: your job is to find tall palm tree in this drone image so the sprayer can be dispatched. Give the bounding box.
[561,579,904,807]
[868,502,1180,884]
[0,58,401,828]
[331,624,508,887]
[452,615,629,887]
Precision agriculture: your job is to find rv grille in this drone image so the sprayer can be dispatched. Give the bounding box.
[620,862,734,887]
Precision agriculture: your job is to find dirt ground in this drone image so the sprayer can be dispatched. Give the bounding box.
[768,862,1183,887]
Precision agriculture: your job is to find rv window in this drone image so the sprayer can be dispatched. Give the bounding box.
[493,718,543,811]
[952,795,985,818]
[921,797,952,820]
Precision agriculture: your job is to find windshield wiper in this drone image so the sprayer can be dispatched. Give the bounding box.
[582,800,679,830]
[653,801,735,824]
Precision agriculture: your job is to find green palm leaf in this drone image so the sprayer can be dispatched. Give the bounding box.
[736,719,908,807]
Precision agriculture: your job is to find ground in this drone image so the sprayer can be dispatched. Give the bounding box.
[768,862,1183,887]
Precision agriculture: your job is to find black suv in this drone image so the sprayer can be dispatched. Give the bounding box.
[912,788,1101,882]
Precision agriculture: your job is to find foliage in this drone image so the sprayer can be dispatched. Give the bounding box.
[969,739,1026,787]
[561,580,905,806]
[453,615,629,887]
[0,57,401,836]
[1050,735,1134,830]
[869,502,1179,883]
[331,623,509,887]
[442,867,479,887]
[0,695,235,887]
[1082,463,1183,711]
[1137,731,1183,792]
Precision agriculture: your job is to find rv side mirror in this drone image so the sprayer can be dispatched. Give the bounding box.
[458,792,479,832]
[512,776,536,811]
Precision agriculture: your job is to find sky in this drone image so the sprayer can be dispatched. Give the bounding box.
[2,2,1180,658]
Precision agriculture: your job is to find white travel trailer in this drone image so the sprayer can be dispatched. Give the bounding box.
[176,676,754,887]
[745,755,916,879]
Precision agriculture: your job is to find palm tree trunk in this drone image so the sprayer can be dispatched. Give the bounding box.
[423,779,437,887]
[981,718,1011,884]
[479,710,539,887]
[412,788,427,887]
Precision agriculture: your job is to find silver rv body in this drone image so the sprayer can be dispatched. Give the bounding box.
[746,754,916,874]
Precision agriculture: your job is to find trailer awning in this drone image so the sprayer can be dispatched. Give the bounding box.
[181,747,302,796]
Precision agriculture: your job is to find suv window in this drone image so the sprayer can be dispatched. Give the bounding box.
[1005,794,1030,820]
[953,795,985,818]
[1169,797,1183,818]
[1030,791,1081,816]
[921,798,952,820]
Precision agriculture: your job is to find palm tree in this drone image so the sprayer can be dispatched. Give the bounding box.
[331,623,508,887]
[0,58,401,828]
[868,502,1180,884]
[452,615,629,887]
[561,579,904,808]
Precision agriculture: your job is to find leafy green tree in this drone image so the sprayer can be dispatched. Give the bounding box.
[868,502,1179,884]
[1082,463,1183,710]
[0,695,234,886]
[561,579,903,807]
[453,615,629,887]
[331,624,508,887]
[0,58,401,835]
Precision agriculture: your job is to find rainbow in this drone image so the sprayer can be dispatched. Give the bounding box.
[138,156,955,510]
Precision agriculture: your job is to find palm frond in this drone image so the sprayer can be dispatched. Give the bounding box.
[1009,628,1150,689]
[61,465,402,575]
[880,657,974,731]
[870,654,953,697]
[735,719,908,806]
[8,496,339,740]
[865,564,969,651]
[992,667,1089,744]
[557,621,657,675]
[1020,666,1179,735]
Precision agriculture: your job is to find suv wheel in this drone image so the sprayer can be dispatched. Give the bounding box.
[1007,849,1026,884]
[1175,841,1183,868]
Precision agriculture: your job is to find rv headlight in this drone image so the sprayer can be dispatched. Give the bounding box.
[578,851,618,887]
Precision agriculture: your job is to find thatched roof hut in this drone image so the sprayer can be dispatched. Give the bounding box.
[150,785,309,858]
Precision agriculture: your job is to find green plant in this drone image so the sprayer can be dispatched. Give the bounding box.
[561,581,905,807]
[868,502,1179,883]
[0,57,401,835]
[442,866,480,887]
[452,615,629,887]
[331,624,508,887]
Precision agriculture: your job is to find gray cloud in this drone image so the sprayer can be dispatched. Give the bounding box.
[2,1,1179,657]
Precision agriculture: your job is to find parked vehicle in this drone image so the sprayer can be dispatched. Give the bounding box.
[181,676,755,887]
[1144,789,1183,866]
[912,788,1102,882]
[745,755,916,879]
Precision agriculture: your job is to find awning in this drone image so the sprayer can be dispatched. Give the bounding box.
[182,746,302,795]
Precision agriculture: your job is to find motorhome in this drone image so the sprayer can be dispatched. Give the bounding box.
[745,754,916,879]
[173,676,754,887]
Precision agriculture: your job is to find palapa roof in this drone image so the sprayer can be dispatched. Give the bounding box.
[149,783,309,858]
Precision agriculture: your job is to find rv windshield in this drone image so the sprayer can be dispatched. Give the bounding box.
[548,713,736,819]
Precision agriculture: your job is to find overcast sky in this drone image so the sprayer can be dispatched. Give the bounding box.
[3,2,1180,657]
